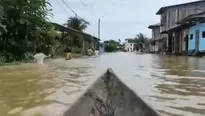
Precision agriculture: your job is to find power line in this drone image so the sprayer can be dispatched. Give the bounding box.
[61,0,78,17]
[79,0,96,17]
[55,0,70,14]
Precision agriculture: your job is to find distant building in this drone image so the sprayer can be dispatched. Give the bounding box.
[124,39,136,52]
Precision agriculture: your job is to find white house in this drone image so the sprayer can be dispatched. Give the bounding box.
[124,39,136,52]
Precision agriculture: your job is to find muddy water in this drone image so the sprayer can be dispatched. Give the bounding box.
[1,52,205,116]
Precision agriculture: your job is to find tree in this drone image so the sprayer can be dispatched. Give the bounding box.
[0,0,52,62]
[63,16,91,54]
[118,39,121,43]
[104,40,121,52]
[134,33,150,51]
[64,16,90,32]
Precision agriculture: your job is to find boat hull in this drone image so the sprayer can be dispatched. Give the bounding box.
[63,69,159,116]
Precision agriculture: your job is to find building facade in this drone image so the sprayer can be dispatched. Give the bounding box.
[189,23,205,52]
[156,0,205,54]
[148,23,167,52]
[124,39,136,52]
[178,12,205,53]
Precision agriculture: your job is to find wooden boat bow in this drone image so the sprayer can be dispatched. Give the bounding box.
[63,68,159,116]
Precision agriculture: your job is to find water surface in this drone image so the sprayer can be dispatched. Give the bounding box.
[0,52,205,116]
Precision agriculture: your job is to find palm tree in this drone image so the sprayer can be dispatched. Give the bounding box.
[64,16,90,54]
[134,33,149,51]
[64,16,90,32]
[118,39,121,43]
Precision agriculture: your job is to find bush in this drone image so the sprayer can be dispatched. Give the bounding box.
[24,52,34,62]
[105,44,117,52]
[72,47,82,54]
[0,55,6,65]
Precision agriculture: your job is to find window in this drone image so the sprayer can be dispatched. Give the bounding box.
[190,34,193,40]
[202,31,205,38]
[130,44,132,46]
[161,15,167,26]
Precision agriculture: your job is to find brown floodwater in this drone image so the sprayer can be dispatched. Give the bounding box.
[0,52,205,116]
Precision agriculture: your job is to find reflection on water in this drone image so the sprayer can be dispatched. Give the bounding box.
[1,53,205,116]
[150,55,205,116]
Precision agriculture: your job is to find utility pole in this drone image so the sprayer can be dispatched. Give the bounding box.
[97,16,103,51]
[98,16,104,40]
[98,19,100,40]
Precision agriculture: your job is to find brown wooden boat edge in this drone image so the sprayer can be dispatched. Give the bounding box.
[63,68,160,116]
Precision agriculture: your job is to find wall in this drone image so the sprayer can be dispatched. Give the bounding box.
[124,40,129,51]
[189,22,205,52]
[153,27,161,40]
[152,27,160,52]
[99,44,105,53]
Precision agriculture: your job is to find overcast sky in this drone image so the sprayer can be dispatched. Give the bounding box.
[49,0,196,41]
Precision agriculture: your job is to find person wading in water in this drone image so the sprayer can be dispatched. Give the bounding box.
[64,47,72,60]
[87,47,93,56]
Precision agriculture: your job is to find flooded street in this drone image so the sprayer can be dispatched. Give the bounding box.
[1,52,205,116]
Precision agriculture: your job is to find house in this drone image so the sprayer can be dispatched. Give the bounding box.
[177,12,205,54]
[148,23,167,52]
[51,22,101,52]
[156,0,205,55]
[124,39,136,52]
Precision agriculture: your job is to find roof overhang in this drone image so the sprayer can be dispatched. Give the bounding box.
[148,23,161,29]
[166,24,190,33]
[156,0,205,15]
[177,12,205,25]
[51,22,101,41]
[160,30,168,34]
[156,7,165,15]
[160,24,189,34]
[127,39,137,43]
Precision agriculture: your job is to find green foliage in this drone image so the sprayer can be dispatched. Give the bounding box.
[134,33,150,51]
[0,0,52,62]
[105,44,117,52]
[62,16,94,55]
[0,54,6,64]
[72,47,82,54]
[104,40,121,52]
[0,0,96,64]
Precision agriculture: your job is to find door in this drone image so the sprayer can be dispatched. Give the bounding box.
[195,29,200,52]
[168,34,172,52]
[185,34,189,51]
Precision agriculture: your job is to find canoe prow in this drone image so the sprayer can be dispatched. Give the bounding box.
[63,68,159,116]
